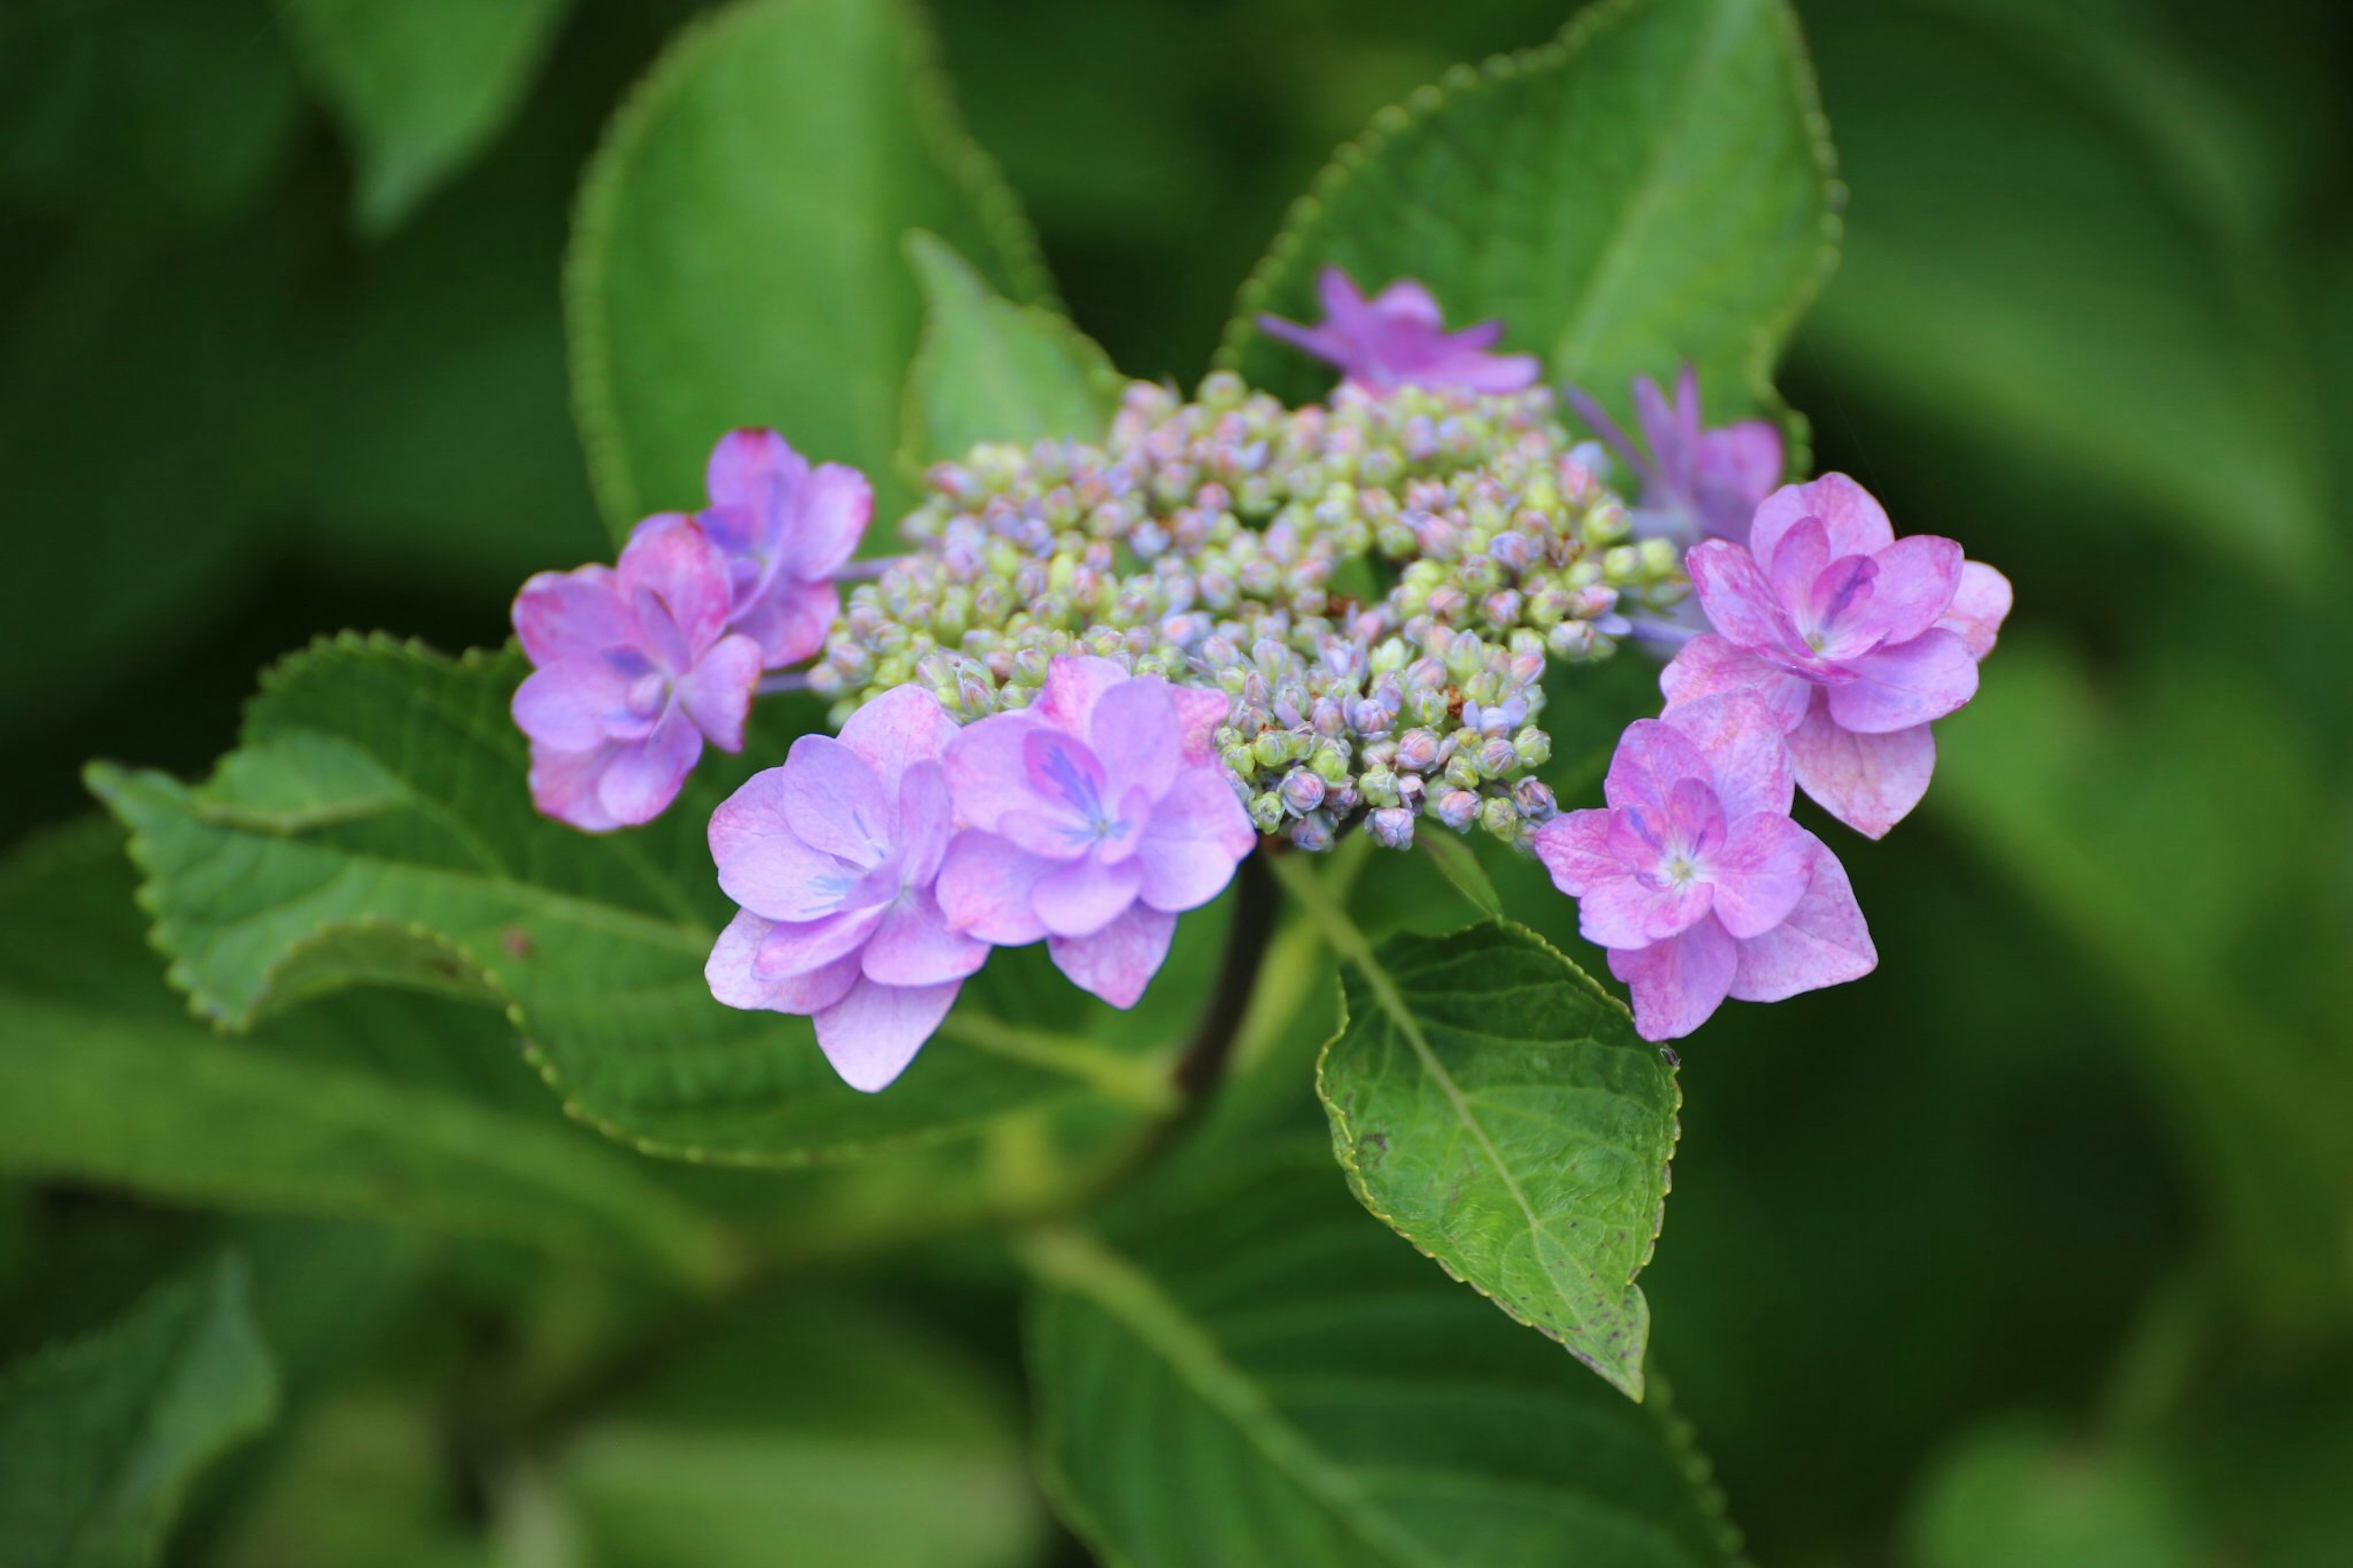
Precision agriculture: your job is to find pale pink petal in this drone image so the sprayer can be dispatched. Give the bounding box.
[1785,697,1936,839]
[814,977,961,1092]
[1765,517,1831,612]
[512,659,631,751]
[1366,276,1441,326]
[703,427,808,513]
[1049,904,1177,1009]
[1579,871,1713,949]
[1938,560,2013,661]
[776,462,871,581]
[616,513,732,650]
[1035,656,1131,734]
[772,734,893,863]
[1835,535,1963,652]
[860,894,989,987]
[595,712,701,825]
[528,741,623,832]
[706,910,861,1013]
[513,567,629,665]
[1608,917,1739,1042]
[1685,541,1801,656]
[1032,854,1143,939]
[1602,718,1715,814]
[1134,769,1254,912]
[839,684,960,796]
[1707,812,1812,939]
[1088,677,1181,802]
[1660,635,1814,733]
[894,760,956,885]
[731,577,838,670]
[934,832,1053,945]
[753,904,885,980]
[1748,472,1895,566]
[1531,809,1622,897]
[945,709,1045,833]
[1729,836,1876,1002]
[677,634,762,751]
[1658,691,1794,819]
[709,770,870,922]
[1168,685,1232,764]
[1826,629,1979,733]
[1692,422,1783,536]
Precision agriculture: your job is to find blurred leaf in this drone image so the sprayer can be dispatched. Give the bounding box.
[1306,918,1678,1399]
[1796,0,2329,584]
[86,637,1192,1167]
[276,0,577,234]
[567,0,1050,539]
[211,1389,486,1568]
[544,1292,1045,1568]
[1937,642,2353,1330]
[0,0,300,230]
[1901,1420,2206,1568]
[0,821,735,1284]
[1021,1143,1742,1566]
[1412,828,1503,917]
[1221,0,1838,440]
[899,230,1123,475]
[0,1254,278,1568]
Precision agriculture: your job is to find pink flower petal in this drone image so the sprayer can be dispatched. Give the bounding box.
[512,659,629,751]
[1578,870,1713,950]
[945,709,1044,833]
[753,904,885,980]
[1660,635,1814,732]
[1785,696,1936,839]
[1134,768,1253,912]
[1608,916,1738,1042]
[1706,812,1813,939]
[1087,676,1181,802]
[934,832,1052,945]
[706,910,862,1013]
[771,733,893,864]
[895,760,956,885]
[814,977,961,1092]
[1168,685,1232,764]
[513,566,629,665]
[1825,628,1979,734]
[1531,809,1621,897]
[1765,517,1831,612]
[703,427,808,513]
[1692,422,1783,539]
[1938,560,2013,661]
[1729,837,1876,1002]
[1048,903,1177,1009]
[1835,535,1963,653]
[709,770,870,922]
[838,684,960,797]
[676,634,762,751]
[776,462,872,581]
[1657,691,1795,819]
[528,740,623,832]
[1749,472,1896,566]
[1602,718,1715,814]
[595,711,702,826]
[730,577,838,670]
[1033,854,1143,939]
[860,893,988,987]
[1035,656,1131,734]
[1686,540,1801,657]
[616,513,732,651]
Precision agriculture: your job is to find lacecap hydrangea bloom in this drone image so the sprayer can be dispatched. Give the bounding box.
[507,267,2008,1088]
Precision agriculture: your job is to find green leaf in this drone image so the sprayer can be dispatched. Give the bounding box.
[86,635,1192,1168]
[1292,899,1680,1399]
[1220,0,1838,440]
[0,821,735,1284]
[276,0,576,234]
[545,1292,1045,1568]
[900,230,1123,475]
[1412,828,1502,918]
[567,0,1050,539]
[1021,1144,1740,1566]
[0,1254,278,1568]
[1902,1420,2206,1568]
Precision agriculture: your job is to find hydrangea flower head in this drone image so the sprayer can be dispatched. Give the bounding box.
[937,656,1254,1007]
[1663,473,2010,837]
[1567,367,1782,547]
[705,684,983,1091]
[511,515,763,831]
[1259,267,1541,395]
[1532,693,1876,1040]
[697,428,872,668]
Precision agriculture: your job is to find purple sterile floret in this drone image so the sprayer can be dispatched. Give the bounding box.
[1258,267,1541,395]
[704,684,984,1092]
[1531,692,1876,1041]
[1661,472,2012,838]
[1566,367,1783,547]
[936,656,1255,1007]
[697,428,872,668]
[512,514,763,831]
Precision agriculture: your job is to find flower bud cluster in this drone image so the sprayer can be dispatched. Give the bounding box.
[810,374,1678,849]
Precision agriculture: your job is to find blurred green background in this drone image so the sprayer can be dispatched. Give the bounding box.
[4,0,2349,1562]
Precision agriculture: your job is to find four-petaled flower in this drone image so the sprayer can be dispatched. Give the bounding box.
[1259,267,1540,395]
[936,657,1255,1007]
[512,515,763,831]
[1567,367,1783,547]
[1533,694,1876,1040]
[1662,473,2011,838]
[705,685,985,1092]
[697,428,872,668]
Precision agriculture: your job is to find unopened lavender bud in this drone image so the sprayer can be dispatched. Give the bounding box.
[1290,812,1336,852]
[1396,773,1428,811]
[1547,620,1597,660]
[1279,770,1326,816]
[1394,729,1441,772]
[1514,778,1558,821]
[1249,792,1287,834]
[1444,752,1483,790]
[1434,789,1479,831]
[1477,737,1518,776]
[1368,806,1416,849]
